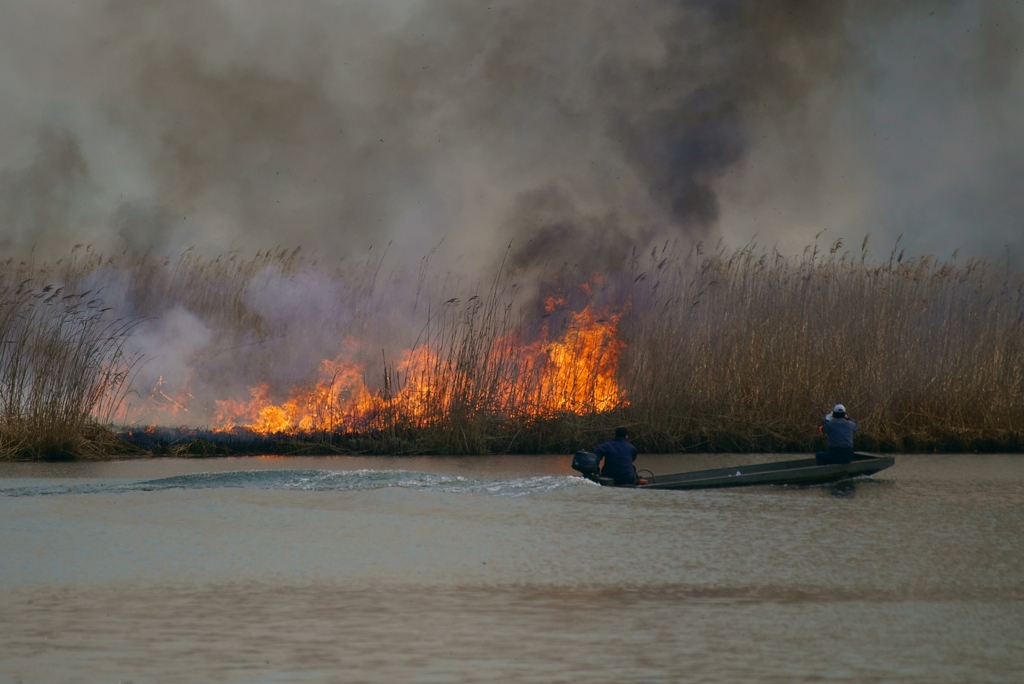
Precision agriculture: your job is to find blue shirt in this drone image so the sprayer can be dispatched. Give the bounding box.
[595,438,638,481]
[821,417,860,448]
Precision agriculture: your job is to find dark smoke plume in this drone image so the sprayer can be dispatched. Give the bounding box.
[498,0,851,271]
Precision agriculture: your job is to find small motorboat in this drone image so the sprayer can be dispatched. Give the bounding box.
[574,452,894,490]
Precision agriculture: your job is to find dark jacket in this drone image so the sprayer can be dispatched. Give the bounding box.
[821,417,860,449]
[595,438,638,484]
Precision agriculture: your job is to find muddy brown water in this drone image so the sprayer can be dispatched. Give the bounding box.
[1,453,1021,683]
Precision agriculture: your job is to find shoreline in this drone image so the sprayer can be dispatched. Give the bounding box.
[4,423,1022,461]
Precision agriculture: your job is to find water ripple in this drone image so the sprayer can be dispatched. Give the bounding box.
[0,469,588,498]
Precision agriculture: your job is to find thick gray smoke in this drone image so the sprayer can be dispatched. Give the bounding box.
[1,0,1020,267]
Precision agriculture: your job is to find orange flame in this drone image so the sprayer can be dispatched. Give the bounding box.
[212,350,382,434]
[537,306,625,414]
[201,303,626,435]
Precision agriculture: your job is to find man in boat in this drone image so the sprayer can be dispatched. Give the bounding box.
[594,426,648,486]
[816,404,860,465]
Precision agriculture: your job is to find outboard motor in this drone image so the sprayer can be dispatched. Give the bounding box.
[571,450,600,480]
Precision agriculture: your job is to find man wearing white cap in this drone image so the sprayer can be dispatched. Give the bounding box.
[816,404,860,465]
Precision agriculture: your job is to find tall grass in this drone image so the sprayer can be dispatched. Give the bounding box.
[0,256,139,459]
[4,239,1023,457]
[280,237,1024,453]
[618,239,1024,452]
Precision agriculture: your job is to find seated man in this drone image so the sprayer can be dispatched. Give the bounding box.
[594,426,648,486]
[816,404,860,465]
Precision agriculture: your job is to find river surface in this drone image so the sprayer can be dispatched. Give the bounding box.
[0,453,1021,683]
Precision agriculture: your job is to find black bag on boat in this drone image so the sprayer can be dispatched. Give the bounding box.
[571,450,600,477]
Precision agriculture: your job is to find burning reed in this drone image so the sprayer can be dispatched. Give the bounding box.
[3,239,1023,458]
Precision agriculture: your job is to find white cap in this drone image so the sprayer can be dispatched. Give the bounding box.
[832,404,846,414]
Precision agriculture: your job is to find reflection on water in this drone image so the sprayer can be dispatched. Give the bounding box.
[1,454,1022,683]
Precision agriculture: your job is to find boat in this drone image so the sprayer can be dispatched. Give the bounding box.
[587,452,895,490]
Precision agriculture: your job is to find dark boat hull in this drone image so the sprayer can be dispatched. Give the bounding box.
[595,453,894,490]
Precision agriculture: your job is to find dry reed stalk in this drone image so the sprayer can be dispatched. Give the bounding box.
[616,240,1024,452]
[0,257,141,459]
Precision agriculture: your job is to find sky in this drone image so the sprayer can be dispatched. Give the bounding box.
[0,0,1022,269]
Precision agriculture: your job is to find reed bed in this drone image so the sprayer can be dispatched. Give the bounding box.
[310,238,1024,454]
[3,239,1023,458]
[618,240,1024,452]
[0,255,139,459]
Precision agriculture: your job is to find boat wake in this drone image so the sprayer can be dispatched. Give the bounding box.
[0,469,589,499]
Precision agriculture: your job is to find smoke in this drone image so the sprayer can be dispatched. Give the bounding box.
[715,1,1024,260]
[2,0,1019,267]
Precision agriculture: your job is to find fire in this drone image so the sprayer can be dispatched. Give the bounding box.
[391,346,453,425]
[205,303,626,435]
[543,295,567,313]
[212,350,382,434]
[537,307,625,414]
